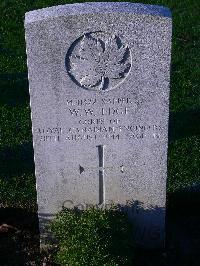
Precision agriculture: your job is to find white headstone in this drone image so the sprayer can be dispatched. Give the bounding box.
[25,2,172,248]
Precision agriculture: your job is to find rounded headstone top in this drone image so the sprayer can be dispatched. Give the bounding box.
[25,2,171,24]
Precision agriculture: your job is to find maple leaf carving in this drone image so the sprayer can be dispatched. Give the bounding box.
[69,33,131,90]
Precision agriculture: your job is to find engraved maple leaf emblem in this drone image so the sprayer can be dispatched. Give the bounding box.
[69,33,131,90]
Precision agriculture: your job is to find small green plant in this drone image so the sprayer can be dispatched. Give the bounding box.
[50,206,134,266]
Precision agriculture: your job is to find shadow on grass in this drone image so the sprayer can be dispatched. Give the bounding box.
[0,142,34,178]
[169,109,200,141]
[39,201,165,250]
[0,72,29,106]
[167,189,200,214]
[38,203,165,265]
[132,196,200,266]
[0,142,36,209]
[0,208,40,266]
[0,199,200,266]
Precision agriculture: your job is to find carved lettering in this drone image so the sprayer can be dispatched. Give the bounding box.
[84,109,94,116]
[102,97,133,105]
[79,119,104,125]
[129,133,144,139]
[66,97,133,107]
[38,127,62,134]
[69,109,80,116]
[66,134,97,141]
[101,107,128,116]
[40,135,60,141]
[109,119,120,124]
[37,124,163,143]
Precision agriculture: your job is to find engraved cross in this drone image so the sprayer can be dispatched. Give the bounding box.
[79,145,124,205]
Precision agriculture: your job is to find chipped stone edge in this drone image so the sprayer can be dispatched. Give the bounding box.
[25,2,171,25]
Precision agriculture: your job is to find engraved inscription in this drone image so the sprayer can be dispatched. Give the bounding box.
[79,145,106,205]
[37,127,62,142]
[36,96,163,142]
[68,107,128,116]
[37,124,162,142]
[66,97,133,106]
[79,145,124,205]
[66,32,131,91]
[97,145,105,205]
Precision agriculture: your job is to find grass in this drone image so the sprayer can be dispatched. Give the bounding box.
[0,0,199,209]
[50,207,134,266]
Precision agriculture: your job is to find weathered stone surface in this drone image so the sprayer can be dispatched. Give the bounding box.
[25,2,172,248]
